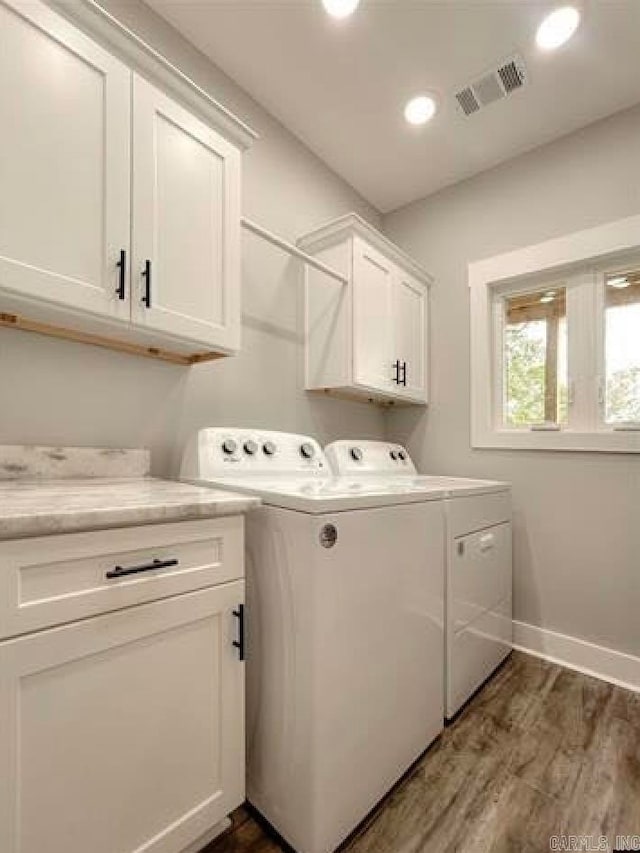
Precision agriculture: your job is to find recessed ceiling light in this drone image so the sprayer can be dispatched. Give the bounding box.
[404,95,437,126]
[322,0,360,19]
[536,6,581,50]
[607,276,630,289]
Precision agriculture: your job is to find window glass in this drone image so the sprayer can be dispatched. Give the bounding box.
[604,269,640,424]
[503,287,568,427]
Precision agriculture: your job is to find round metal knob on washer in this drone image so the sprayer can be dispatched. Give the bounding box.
[300,442,315,460]
[222,439,238,455]
[398,451,407,461]
[263,441,277,456]
[244,440,258,455]
[390,449,399,460]
[350,447,363,462]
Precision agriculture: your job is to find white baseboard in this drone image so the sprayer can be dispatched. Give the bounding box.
[513,620,640,694]
[180,818,232,853]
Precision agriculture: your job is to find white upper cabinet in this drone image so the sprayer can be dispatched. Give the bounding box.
[300,214,432,405]
[352,237,395,392]
[393,269,427,400]
[0,0,131,322]
[132,76,241,351]
[0,0,254,363]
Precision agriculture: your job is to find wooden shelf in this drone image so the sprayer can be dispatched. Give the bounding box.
[0,313,222,366]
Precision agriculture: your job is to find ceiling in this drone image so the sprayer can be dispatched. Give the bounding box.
[145,0,640,213]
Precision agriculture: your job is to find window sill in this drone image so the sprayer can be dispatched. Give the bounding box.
[471,428,640,453]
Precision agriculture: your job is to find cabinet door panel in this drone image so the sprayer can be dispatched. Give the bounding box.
[0,583,244,853]
[393,272,427,401]
[0,0,131,321]
[132,75,241,351]
[352,238,394,391]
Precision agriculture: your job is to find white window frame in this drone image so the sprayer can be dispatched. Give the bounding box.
[594,252,640,431]
[470,214,640,452]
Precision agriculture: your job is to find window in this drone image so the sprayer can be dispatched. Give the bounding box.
[503,287,568,428]
[603,268,640,426]
[469,214,640,452]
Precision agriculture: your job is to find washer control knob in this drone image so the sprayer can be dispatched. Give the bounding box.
[350,447,363,462]
[398,450,407,462]
[244,440,258,456]
[263,441,277,456]
[222,439,237,456]
[390,449,399,461]
[300,442,315,460]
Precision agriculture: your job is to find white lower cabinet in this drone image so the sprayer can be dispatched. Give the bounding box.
[0,521,245,853]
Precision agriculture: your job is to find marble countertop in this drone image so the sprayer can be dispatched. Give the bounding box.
[0,478,260,540]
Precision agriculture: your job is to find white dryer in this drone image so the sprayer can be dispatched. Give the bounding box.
[325,440,513,720]
[180,429,445,853]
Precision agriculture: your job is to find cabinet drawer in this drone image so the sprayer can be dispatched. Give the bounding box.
[0,517,243,639]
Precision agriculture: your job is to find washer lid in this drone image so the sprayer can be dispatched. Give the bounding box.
[189,475,446,514]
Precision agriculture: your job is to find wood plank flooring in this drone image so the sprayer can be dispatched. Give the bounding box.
[203,653,640,853]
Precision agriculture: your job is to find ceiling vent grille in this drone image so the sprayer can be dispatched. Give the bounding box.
[456,87,480,116]
[498,57,526,93]
[455,54,527,117]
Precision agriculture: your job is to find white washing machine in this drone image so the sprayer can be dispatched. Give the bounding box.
[325,440,513,720]
[180,429,445,853]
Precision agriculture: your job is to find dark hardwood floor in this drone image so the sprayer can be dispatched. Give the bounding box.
[203,652,640,853]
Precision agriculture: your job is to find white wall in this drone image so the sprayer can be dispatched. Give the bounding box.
[0,0,385,474]
[383,104,640,660]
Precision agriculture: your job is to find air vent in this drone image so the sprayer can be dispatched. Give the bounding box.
[455,54,527,117]
[498,57,526,93]
[456,87,480,116]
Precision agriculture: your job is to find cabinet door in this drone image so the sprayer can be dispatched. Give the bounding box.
[352,238,394,392]
[132,75,241,352]
[393,270,428,401]
[0,0,131,321]
[0,582,245,853]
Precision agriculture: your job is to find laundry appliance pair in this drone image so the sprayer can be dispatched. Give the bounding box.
[180,429,512,853]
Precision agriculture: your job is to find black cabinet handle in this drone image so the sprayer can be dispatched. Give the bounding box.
[401,361,407,386]
[106,557,178,579]
[393,359,400,384]
[141,259,152,308]
[116,249,126,300]
[233,603,245,661]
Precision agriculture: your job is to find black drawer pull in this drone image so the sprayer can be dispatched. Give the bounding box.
[106,557,178,579]
[116,249,126,300]
[232,604,245,661]
[401,361,407,386]
[141,259,152,308]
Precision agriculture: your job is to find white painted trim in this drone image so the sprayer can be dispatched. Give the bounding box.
[513,619,640,694]
[468,215,640,291]
[469,214,640,453]
[298,212,433,286]
[180,818,232,853]
[48,0,258,150]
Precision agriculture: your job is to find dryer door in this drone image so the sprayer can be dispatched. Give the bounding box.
[450,522,512,632]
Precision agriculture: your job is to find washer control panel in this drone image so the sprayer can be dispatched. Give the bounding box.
[181,428,328,479]
[325,441,417,475]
